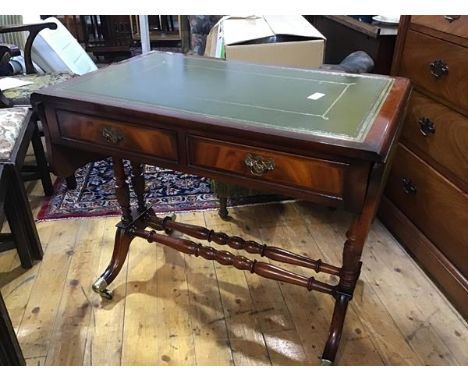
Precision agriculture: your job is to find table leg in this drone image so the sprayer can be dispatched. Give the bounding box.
[218,197,229,220]
[321,163,386,364]
[321,293,350,365]
[92,227,134,299]
[321,219,364,364]
[113,157,132,224]
[92,157,134,299]
[130,161,147,213]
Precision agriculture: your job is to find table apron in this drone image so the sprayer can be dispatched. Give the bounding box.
[44,106,374,214]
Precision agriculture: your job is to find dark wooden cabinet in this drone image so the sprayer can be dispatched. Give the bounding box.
[80,16,134,61]
[379,16,468,318]
[305,15,398,74]
[129,15,189,50]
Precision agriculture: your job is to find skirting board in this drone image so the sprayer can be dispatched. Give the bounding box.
[378,196,468,319]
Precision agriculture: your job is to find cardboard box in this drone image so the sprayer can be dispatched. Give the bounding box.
[204,15,326,69]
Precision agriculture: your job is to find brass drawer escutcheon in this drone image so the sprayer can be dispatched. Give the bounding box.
[418,117,436,136]
[429,59,449,79]
[244,153,275,176]
[402,177,417,195]
[102,126,124,144]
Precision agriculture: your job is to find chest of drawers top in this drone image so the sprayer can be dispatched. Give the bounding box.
[411,16,468,42]
[393,16,468,116]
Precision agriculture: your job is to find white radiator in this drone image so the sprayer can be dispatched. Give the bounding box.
[0,15,25,48]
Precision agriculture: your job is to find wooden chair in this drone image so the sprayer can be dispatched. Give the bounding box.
[0,170,25,364]
[0,284,24,365]
[0,108,44,269]
[0,21,77,190]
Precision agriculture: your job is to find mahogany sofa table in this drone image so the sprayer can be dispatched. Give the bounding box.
[32,52,410,365]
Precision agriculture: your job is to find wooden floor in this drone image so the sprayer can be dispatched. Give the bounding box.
[0,179,467,366]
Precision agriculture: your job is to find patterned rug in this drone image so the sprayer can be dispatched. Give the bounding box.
[37,158,288,220]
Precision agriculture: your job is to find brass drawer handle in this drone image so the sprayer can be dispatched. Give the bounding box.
[102,126,124,144]
[430,59,448,79]
[402,177,417,195]
[418,117,436,136]
[244,153,275,176]
[444,15,460,23]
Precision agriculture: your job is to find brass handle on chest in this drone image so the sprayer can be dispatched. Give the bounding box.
[418,117,436,136]
[429,59,448,79]
[244,153,275,176]
[102,126,124,145]
[402,177,417,195]
[444,15,460,22]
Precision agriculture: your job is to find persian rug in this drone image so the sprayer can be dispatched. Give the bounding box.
[37,158,288,220]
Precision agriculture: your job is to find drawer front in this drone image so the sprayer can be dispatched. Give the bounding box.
[411,16,468,40]
[386,144,468,276]
[56,110,178,161]
[399,30,468,112]
[188,136,370,207]
[401,91,468,189]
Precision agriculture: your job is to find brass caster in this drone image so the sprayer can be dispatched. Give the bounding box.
[320,359,333,366]
[99,289,113,300]
[92,277,113,300]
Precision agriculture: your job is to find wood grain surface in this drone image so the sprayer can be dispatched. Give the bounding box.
[399,30,468,114]
[401,91,468,190]
[385,144,468,276]
[57,110,178,162]
[411,16,468,40]
[189,136,347,196]
[1,176,467,365]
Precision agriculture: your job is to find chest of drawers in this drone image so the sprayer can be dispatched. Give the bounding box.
[379,16,468,318]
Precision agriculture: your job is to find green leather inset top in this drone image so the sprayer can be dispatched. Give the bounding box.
[58,52,394,142]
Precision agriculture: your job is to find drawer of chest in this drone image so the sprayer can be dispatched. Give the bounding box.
[411,16,468,40]
[56,110,178,161]
[401,91,468,189]
[385,144,468,277]
[188,136,370,206]
[399,30,468,112]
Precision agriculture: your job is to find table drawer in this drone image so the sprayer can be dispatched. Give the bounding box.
[411,16,468,40]
[386,144,468,276]
[401,91,468,189]
[399,30,468,112]
[188,136,370,205]
[56,110,178,161]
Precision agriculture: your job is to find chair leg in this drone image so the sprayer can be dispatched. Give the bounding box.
[30,121,53,196]
[0,291,25,366]
[5,166,43,267]
[65,175,77,190]
[169,15,175,31]
[4,189,33,269]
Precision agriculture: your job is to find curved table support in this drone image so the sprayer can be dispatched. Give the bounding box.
[92,226,134,299]
[322,289,352,364]
[92,157,139,299]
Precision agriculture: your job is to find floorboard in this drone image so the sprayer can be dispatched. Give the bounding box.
[1,178,467,366]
